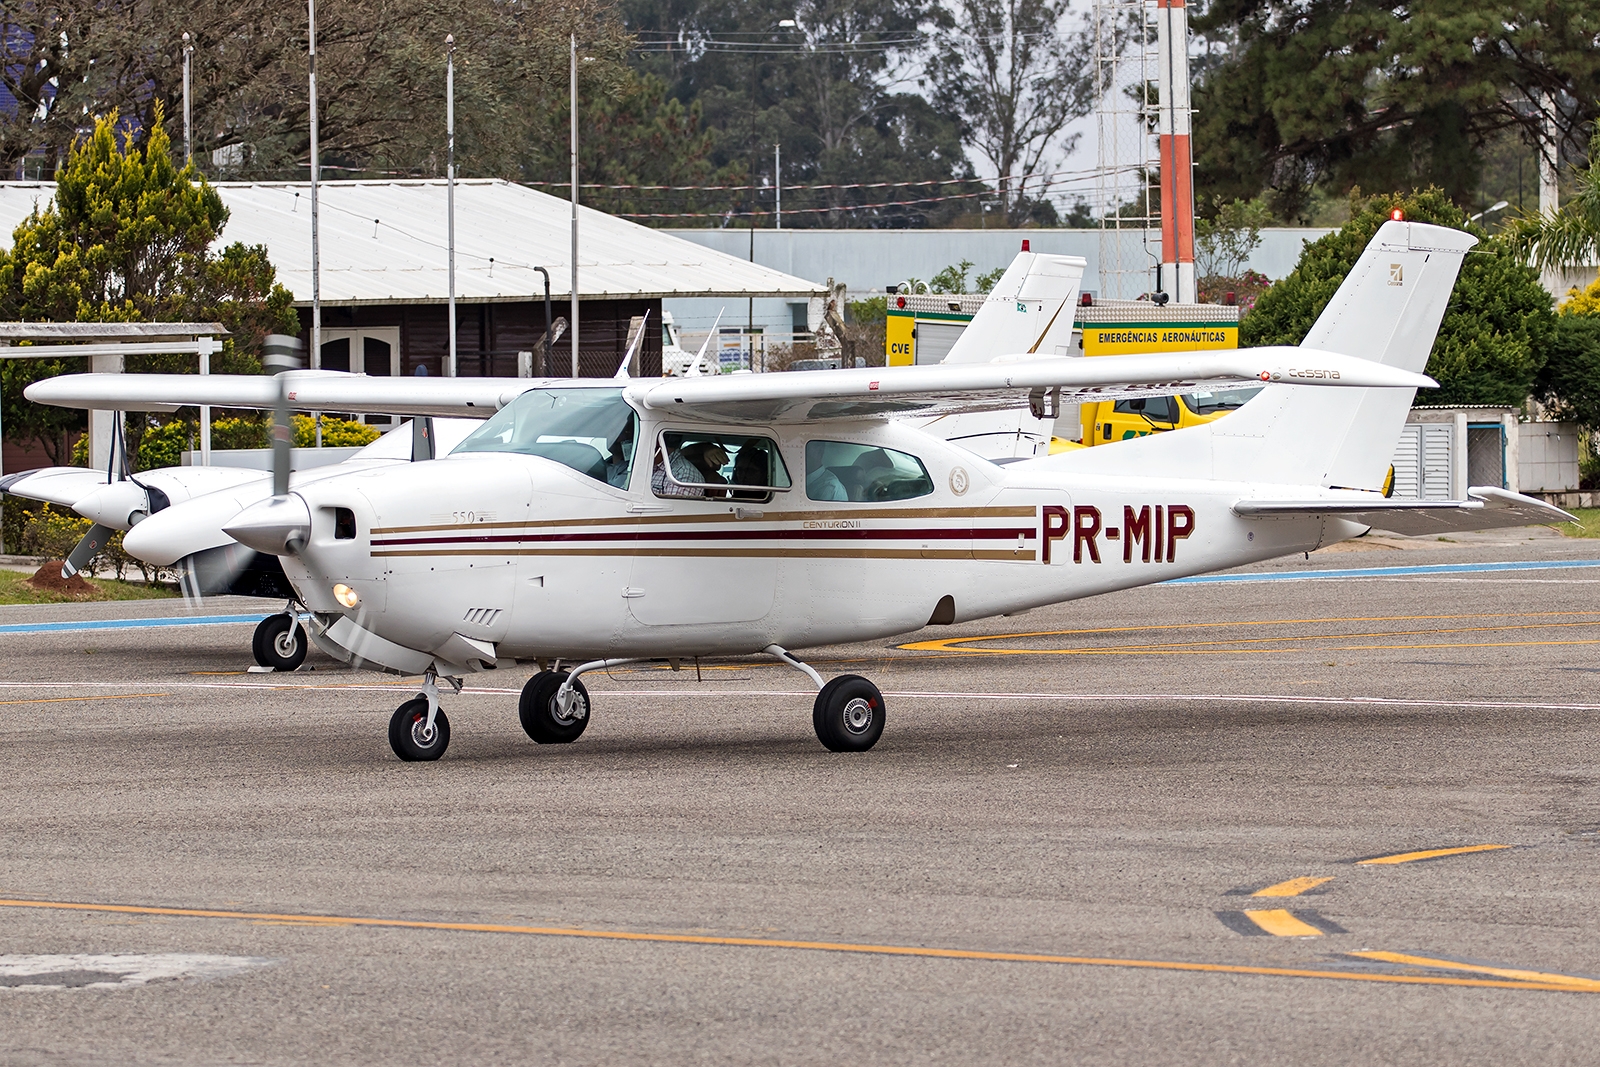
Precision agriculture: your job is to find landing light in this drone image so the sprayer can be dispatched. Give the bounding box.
[333,583,361,609]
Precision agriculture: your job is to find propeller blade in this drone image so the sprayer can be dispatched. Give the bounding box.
[61,523,115,579]
[687,308,724,377]
[613,310,651,380]
[261,334,304,498]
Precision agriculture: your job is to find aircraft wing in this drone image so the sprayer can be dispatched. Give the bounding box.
[26,347,1433,424]
[627,348,1433,423]
[1233,487,1575,535]
[24,370,525,418]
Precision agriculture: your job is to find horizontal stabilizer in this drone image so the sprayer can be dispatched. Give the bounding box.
[1233,487,1575,536]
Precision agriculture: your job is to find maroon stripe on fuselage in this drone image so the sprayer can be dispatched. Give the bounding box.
[370,525,1037,548]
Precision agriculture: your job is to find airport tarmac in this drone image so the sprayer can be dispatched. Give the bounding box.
[1,526,1598,1065]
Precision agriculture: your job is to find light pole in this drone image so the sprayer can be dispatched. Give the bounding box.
[569,33,580,377]
[181,32,193,166]
[308,0,321,372]
[446,34,457,378]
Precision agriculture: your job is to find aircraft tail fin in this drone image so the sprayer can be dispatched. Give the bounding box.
[912,249,1086,459]
[1048,220,1475,488]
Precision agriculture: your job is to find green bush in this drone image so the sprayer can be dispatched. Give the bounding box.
[291,415,381,448]
[1243,189,1555,408]
[848,296,888,325]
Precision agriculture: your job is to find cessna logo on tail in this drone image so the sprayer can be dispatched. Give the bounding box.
[1039,505,1195,564]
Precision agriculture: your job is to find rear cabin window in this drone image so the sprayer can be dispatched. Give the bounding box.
[805,441,934,502]
[653,431,792,501]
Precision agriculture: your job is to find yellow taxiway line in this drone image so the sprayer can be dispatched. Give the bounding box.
[1357,845,1511,866]
[0,897,1591,994]
[0,692,167,707]
[1251,876,1333,898]
[1241,910,1327,937]
[1349,952,1600,992]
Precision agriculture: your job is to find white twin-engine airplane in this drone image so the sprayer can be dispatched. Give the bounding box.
[2,239,1084,670]
[25,222,1572,761]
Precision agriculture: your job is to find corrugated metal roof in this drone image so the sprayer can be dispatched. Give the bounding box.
[0,179,826,305]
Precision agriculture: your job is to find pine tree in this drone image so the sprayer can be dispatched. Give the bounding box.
[0,112,298,465]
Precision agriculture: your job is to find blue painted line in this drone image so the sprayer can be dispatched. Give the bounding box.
[1169,559,1600,584]
[0,613,270,635]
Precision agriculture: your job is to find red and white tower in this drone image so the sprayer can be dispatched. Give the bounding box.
[1154,0,1196,303]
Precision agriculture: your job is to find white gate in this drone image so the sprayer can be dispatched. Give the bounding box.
[1391,424,1454,499]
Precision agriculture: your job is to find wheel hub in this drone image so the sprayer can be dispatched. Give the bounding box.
[273,627,298,658]
[841,696,874,734]
[549,691,587,726]
[410,715,437,746]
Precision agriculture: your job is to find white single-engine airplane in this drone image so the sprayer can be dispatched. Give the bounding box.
[1,417,480,669]
[28,222,1572,760]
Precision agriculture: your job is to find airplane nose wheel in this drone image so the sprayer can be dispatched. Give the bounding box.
[519,671,591,744]
[813,675,885,752]
[251,613,306,671]
[388,697,450,761]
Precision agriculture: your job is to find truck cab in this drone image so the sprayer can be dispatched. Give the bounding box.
[1078,386,1262,445]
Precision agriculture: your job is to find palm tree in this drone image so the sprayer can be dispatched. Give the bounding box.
[1508,119,1600,272]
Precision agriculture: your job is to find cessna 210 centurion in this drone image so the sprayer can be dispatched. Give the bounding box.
[28,221,1572,760]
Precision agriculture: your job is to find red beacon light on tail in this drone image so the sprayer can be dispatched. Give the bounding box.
[1391,208,1405,221]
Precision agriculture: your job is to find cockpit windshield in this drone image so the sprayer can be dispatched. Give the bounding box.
[1180,386,1263,416]
[452,388,638,488]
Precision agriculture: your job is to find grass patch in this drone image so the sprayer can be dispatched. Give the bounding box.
[1558,508,1600,538]
[0,567,178,605]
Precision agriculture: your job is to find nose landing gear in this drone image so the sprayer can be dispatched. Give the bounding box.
[251,608,307,672]
[388,698,450,761]
[387,670,459,761]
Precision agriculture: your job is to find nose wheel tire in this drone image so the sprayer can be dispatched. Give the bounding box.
[813,675,885,752]
[388,698,450,761]
[252,614,307,672]
[519,671,591,744]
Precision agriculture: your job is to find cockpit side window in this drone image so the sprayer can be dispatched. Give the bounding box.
[804,440,934,502]
[452,388,637,488]
[652,431,791,501]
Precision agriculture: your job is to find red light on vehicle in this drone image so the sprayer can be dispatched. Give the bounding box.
[1079,292,1093,307]
[895,296,906,309]
[1391,208,1404,221]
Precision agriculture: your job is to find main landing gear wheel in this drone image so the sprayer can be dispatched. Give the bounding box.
[519,671,591,744]
[389,698,450,761]
[813,675,885,752]
[252,614,306,672]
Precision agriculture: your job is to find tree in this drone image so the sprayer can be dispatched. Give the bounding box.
[929,0,1095,225]
[1243,189,1555,408]
[1190,1,1600,221]
[1507,119,1600,270]
[0,112,297,464]
[1195,196,1272,281]
[1,0,645,184]
[621,0,972,227]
